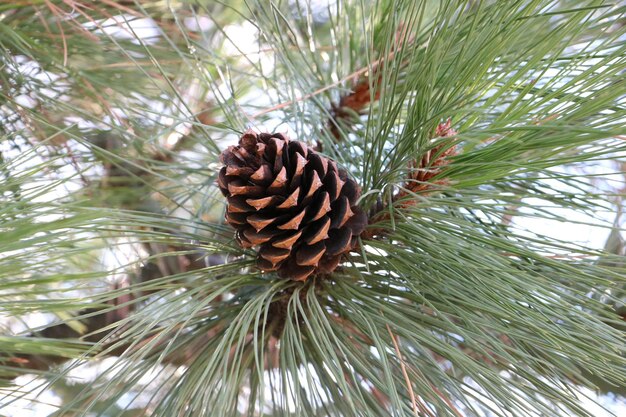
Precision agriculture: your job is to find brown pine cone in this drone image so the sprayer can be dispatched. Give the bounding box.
[218,130,367,281]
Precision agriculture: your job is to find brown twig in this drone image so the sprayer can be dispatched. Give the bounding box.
[386,323,434,417]
[429,385,464,417]
[385,320,464,417]
[42,0,68,67]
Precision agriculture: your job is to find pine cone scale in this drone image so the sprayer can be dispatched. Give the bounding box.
[295,242,326,266]
[330,196,352,228]
[325,228,352,256]
[247,214,279,232]
[267,167,288,194]
[227,183,264,197]
[246,196,279,210]
[277,209,306,230]
[259,246,291,266]
[250,164,272,184]
[227,196,253,213]
[242,227,274,245]
[306,191,331,222]
[303,170,323,200]
[276,188,299,209]
[271,230,303,249]
[304,217,331,245]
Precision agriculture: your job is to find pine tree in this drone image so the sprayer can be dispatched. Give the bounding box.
[1,1,625,416]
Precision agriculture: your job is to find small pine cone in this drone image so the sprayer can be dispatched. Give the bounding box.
[218,130,367,281]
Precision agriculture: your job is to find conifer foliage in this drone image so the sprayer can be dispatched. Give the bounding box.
[0,1,625,416]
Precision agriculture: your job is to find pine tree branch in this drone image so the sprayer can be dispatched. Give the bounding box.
[3,1,626,414]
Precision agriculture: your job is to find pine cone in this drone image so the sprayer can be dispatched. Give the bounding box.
[218,130,367,281]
